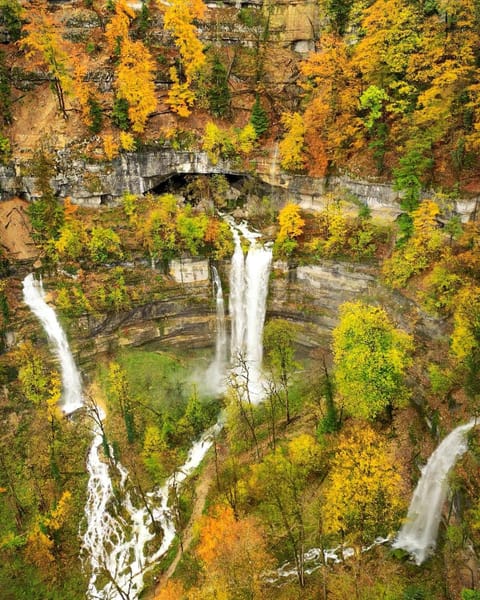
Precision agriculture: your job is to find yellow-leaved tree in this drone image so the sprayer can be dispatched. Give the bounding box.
[383,199,444,288]
[278,112,306,171]
[274,201,305,258]
[116,38,157,133]
[19,1,91,120]
[160,0,206,116]
[322,423,404,547]
[25,490,72,573]
[105,0,135,56]
[167,67,196,118]
[450,285,480,361]
[332,300,413,420]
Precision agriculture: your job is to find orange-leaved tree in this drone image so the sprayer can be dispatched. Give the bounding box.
[194,504,274,599]
[301,34,362,174]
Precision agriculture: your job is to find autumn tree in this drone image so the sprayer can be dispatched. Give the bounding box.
[450,286,480,403]
[383,200,443,288]
[88,226,123,264]
[0,0,23,41]
[352,0,420,89]
[202,122,256,165]
[107,361,135,443]
[193,504,274,599]
[274,201,305,258]
[176,208,208,256]
[161,0,206,116]
[55,219,88,263]
[25,490,72,574]
[332,301,413,420]
[300,34,362,175]
[105,0,134,56]
[14,341,58,407]
[263,318,298,424]
[116,38,157,133]
[407,0,477,148]
[19,2,71,117]
[278,112,306,172]
[27,146,65,251]
[139,193,178,267]
[249,434,322,587]
[19,1,92,121]
[154,580,186,600]
[322,423,403,546]
[203,217,234,260]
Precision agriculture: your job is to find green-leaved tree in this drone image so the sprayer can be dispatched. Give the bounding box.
[332,301,413,420]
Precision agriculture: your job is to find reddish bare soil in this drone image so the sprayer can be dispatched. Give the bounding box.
[0,197,38,260]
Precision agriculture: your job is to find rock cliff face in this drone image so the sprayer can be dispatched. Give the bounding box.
[1,148,477,222]
[268,261,447,351]
[71,257,447,366]
[70,259,212,366]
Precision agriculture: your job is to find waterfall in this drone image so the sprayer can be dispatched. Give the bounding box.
[229,226,246,358]
[206,266,228,394]
[22,273,83,414]
[82,421,219,600]
[227,219,272,402]
[22,272,219,599]
[393,419,476,565]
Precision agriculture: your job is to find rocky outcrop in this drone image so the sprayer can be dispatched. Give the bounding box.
[0,150,245,206]
[265,0,320,52]
[72,255,449,368]
[1,148,477,222]
[170,258,210,284]
[267,260,448,351]
[74,278,216,366]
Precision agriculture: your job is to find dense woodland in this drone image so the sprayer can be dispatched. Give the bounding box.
[0,0,479,599]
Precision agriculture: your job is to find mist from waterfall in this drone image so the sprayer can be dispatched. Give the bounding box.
[393,419,476,564]
[227,219,273,402]
[22,273,219,600]
[22,273,83,414]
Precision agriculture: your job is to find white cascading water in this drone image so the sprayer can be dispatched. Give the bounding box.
[83,422,219,599]
[393,419,476,565]
[205,266,228,394]
[228,220,272,402]
[22,273,219,599]
[229,225,246,358]
[22,273,83,414]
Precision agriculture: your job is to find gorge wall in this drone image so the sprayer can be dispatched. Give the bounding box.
[64,256,448,369]
[1,149,477,223]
